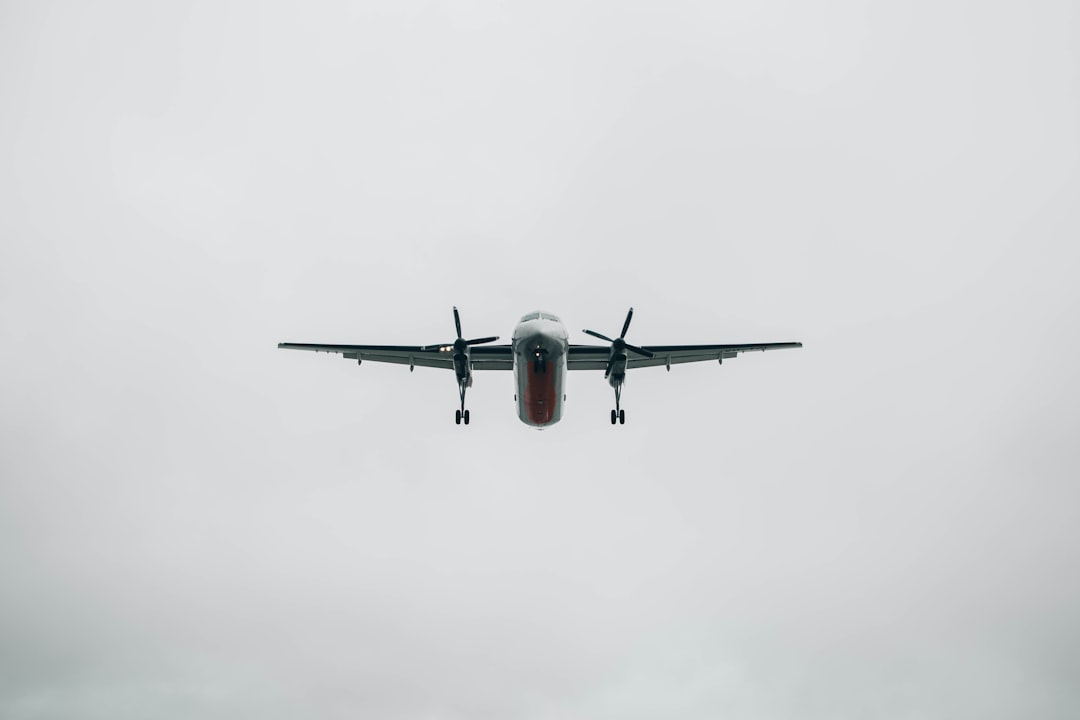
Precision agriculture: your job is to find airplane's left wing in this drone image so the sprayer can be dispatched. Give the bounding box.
[277,343,515,370]
[567,341,802,370]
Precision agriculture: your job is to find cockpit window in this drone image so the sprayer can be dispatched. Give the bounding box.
[519,311,562,323]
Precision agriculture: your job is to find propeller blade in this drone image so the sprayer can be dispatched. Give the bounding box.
[620,307,634,339]
[583,329,614,342]
[625,343,655,358]
[419,310,496,351]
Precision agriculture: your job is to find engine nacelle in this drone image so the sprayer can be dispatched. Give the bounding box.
[606,351,628,387]
[453,351,471,384]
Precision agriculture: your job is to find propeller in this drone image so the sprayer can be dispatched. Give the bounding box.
[423,306,499,352]
[583,307,654,377]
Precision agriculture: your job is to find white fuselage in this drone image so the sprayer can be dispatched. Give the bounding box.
[511,312,569,427]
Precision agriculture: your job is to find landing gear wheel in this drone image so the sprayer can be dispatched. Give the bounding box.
[463,409,470,425]
[611,409,617,425]
[619,409,625,424]
[455,409,462,425]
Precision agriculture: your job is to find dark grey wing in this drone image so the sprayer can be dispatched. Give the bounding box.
[566,344,612,370]
[278,343,514,370]
[469,345,515,370]
[567,342,802,370]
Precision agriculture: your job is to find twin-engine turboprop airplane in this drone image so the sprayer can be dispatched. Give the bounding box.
[278,307,801,428]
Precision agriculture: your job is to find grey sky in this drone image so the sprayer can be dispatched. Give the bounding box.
[2,1,1078,718]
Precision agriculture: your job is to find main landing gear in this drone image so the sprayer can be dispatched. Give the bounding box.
[610,381,626,425]
[455,381,471,425]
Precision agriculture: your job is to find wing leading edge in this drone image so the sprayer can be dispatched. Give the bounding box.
[277,343,514,370]
[567,341,802,370]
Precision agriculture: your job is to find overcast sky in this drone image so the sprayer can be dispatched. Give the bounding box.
[2,1,1078,718]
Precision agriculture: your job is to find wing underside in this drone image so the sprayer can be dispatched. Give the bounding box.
[567,342,802,370]
[277,343,514,370]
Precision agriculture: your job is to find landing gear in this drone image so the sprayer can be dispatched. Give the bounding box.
[610,382,626,425]
[456,382,471,426]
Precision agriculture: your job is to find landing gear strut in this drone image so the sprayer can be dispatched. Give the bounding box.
[455,381,471,425]
[610,382,626,425]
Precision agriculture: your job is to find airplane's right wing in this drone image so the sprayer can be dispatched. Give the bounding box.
[278,342,514,370]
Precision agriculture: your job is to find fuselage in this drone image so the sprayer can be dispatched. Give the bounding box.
[511,311,569,427]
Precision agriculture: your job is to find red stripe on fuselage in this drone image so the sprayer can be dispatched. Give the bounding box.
[523,361,558,425]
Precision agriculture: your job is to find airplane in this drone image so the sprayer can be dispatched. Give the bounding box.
[278,307,801,428]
